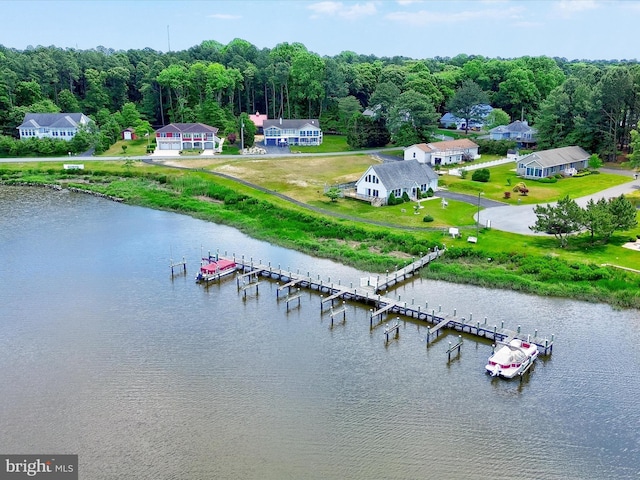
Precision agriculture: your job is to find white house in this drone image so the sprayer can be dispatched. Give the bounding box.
[517,146,590,179]
[18,113,92,141]
[263,118,323,146]
[404,139,480,166]
[155,123,221,151]
[355,160,439,205]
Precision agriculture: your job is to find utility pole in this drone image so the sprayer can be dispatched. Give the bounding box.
[240,121,244,155]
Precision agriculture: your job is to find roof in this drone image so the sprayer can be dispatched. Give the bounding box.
[156,123,219,134]
[519,146,590,168]
[490,120,535,134]
[18,113,90,129]
[367,160,438,190]
[263,118,321,130]
[409,139,479,153]
[248,112,267,127]
[200,259,236,273]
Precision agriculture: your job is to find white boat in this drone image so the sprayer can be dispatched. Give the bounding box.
[485,339,538,378]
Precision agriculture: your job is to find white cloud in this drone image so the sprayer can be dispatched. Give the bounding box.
[207,13,241,20]
[385,5,525,25]
[554,0,599,15]
[308,1,377,19]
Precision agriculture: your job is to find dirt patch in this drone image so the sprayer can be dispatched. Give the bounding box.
[196,195,223,204]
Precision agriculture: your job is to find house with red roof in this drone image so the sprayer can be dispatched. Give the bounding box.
[249,111,267,134]
[403,139,480,166]
[155,123,221,151]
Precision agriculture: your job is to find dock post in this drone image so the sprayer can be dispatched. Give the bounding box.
[276,283,280,298]
[448,342,452,361]
[454,308,456,316]
[369,309,373,328]
[470,313,473,321]
[534,329,538,338]
[517,325,521,334]
[412,298,415,305]
[484,316,487,325]
[432,310,435,321]
[439,305,442,312]
[501,321,504,329]
[320,295,323,311]
[426,327,430,346]
[492,344,495,354]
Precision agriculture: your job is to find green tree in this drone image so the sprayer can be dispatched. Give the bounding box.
[588,154,603,169]
[607,194,638,237]
[57,89,80,112]
[446,80,488,134]
[324,187,341,202]
[337,96,361,133]
[485,108,510,129]
[582,198,614,244]
[387,90,438,143]
[530,195,583,247]
[346,114,390,148]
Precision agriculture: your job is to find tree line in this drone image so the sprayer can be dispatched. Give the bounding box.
[1,39,640,160]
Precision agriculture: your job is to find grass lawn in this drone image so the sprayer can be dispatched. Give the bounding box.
[101,139,152,157]
[441,163,632,204]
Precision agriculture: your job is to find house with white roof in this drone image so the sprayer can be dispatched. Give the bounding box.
[18,113,92,141]
[404,139,480,166]
[516,146,590,179]
[263,118,322,146]
[355,160,438,206]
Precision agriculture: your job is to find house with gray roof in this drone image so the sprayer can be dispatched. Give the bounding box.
[489,120,536,146]
[18,113,92,141]
[404,139,480,166]
[263,118,322,146]
[516,146,590,179]
[355,160,438,206]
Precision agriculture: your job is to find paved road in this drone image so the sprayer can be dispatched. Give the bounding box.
[477,174,640,235]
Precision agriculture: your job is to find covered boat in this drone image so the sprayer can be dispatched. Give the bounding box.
[485,339,538,379]
[195,256,237,283]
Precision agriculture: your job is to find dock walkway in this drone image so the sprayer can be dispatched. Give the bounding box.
[227,252,554,356]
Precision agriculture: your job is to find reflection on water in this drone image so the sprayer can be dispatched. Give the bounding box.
[0,186,638,479]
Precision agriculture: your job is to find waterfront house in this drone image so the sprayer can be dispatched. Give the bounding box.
[355,160,438,205]
[263,118,323,146]
[18,112,92,141]
[155,123,221,151]
[404,139,480,166]
[516,146,590,179]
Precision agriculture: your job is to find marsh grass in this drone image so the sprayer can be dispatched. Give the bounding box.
[3,161,640,308]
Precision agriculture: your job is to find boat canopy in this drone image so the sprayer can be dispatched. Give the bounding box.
[200,259,236,273]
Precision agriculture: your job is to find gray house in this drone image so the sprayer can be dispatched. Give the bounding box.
[516,146,590,179]
[18,112,92,141]
[263,118,322,146]
[490,120,536,146]
[355,160,438,205]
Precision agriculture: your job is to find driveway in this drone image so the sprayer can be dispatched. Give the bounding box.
[477,177,640,235]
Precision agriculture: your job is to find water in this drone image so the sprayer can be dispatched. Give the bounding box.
[0,186,638,479]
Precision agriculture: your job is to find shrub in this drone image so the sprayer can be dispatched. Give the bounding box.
[423,215,434,222]
[536,176,558,183]
[472,168,490,182]
[426,187,434,198]
[504,191,511,199]
[401,191,410,202]
[459,169,468,179]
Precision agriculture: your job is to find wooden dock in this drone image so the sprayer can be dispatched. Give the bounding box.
[219,252,554,355]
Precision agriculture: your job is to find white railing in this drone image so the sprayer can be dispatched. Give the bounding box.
[448,157,516,177]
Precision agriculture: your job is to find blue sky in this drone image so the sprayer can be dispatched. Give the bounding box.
[1,0,638,60]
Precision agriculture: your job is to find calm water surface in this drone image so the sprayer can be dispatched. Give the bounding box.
[0,186,638,479]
